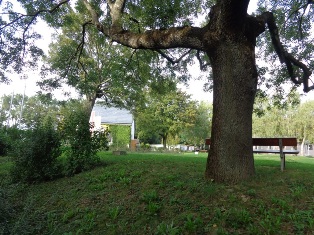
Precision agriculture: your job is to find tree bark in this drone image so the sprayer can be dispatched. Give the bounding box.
[300,131,306,156]
[205,38,258,183]
[162,134,168,149]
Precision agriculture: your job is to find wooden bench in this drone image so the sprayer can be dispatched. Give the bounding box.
[205,138,299,171]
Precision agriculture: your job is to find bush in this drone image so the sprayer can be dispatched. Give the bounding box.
[140,142,151,151]
[92,128,110,151]
[0,128,9,156]
[59,101,101,176]
[0,127,23,156]
[10,119,62,183]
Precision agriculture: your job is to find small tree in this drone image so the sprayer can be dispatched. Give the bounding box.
[181,101,212,148]
[136,90,197,148]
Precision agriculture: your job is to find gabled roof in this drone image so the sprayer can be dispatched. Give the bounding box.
[92,105,133,125]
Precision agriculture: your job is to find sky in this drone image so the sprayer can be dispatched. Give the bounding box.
[1,0,313,103]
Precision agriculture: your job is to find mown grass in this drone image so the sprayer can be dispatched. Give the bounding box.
[1,152,314,235]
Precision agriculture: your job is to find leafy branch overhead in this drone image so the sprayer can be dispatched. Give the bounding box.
[259,12,313,92]
[0,0,312,92]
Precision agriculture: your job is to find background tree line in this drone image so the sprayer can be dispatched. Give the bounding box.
[2,92,314,155]
[253,97,314,156]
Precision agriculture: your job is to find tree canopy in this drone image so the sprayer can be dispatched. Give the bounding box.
[180,101,212,147]
[39,7,178,111]
[0,93,61,128]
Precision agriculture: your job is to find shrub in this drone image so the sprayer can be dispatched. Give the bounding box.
[0,128,9,156]
[92,128,110,151]
[140,142,151,151]
[0,127,23,156]
[59,101,101,175]
[10,119,62,183]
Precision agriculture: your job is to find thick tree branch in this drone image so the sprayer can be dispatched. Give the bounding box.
[83,0,206,50]
[83,0,101,28]
[259,12,313,92]
[107,0,125,30]
[108,26,206,50]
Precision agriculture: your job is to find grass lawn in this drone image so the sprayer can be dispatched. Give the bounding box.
[1,152,314,234]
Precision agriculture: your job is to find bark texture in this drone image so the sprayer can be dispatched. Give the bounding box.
[205,40,257,182]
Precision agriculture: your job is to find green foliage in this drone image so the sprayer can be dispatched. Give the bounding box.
[10,118,62,183]
[9,194,47,235]
[0,0,44,83]
[0,94,61,130]
[39,3,178,110]
[136,89,197,147]
[59,101,100,175]
[293,100,314,143]
[1,0,313,184]
[156,221,180,235]
[0,128,9,156]
[141,190,159,203]
[146,201,162,215]
[109,125,131,149]
[253,99,314,154]
[255,0,314,101]
[180,101,212,146]
[126,0,204,29]
[183,214,204,233]
[225,208,252,229]
[140,142,151,150]
[0,127,25,157]
[107,206,122,220]
[0,188,14,234]
[0,94,27,127]
[141,190,161,216]
[92,129,110,151]
[20,94,60,129]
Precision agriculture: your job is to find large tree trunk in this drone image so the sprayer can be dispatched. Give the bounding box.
[205,39,258,183]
